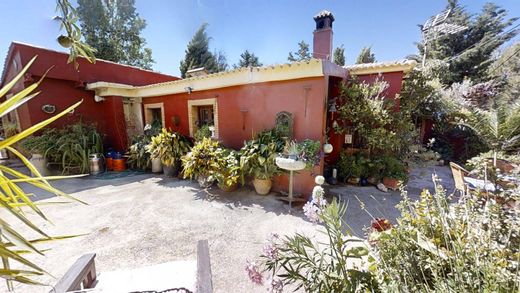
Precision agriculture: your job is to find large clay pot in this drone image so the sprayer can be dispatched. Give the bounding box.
[383,177,399,190]
[253,178,272,195]
[163,164,175,177]
[29,153,50,176]
[151,158,162,173]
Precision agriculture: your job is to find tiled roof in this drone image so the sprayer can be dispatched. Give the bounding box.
[344,60,417,75]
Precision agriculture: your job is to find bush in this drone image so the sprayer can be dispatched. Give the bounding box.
[380,155,408,181]
[246,186,377,292]
[148,128,191,167]
[181,137,221,180]
[214,149,242,190]
[22,122,103,174]
[370,180,520,292]
[194,124,212,141]
[240,128,284,181]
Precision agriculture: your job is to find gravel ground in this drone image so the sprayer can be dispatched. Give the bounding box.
[3,173,325,293]
[1,164,454,292]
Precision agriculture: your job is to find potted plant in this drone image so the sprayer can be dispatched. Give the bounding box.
[182,137,221,187]
[240,140,281,195]
[21,131,56,176]
[381,156,408,190]
[214,149,241,192]
[148,128,190,177]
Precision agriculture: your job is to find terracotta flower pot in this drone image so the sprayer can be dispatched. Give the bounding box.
[253,178,272,195]
[383,177,399,190]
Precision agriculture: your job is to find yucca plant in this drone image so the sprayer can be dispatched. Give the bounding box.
[0,56,84,290]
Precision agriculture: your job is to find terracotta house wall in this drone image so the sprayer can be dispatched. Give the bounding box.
[1,42,178,150]
[143,76,328,196]
[22,78,126,150]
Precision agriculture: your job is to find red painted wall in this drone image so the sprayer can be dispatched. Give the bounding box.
[144,77,328,196]
[1,42,178,151]
[22,78,127,150]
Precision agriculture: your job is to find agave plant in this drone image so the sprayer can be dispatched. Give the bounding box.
[0,56,83,289]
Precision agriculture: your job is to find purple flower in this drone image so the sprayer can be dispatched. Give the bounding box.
[267,277,284,293]
[263,233,280,261]
[303,201,321,223]
[245,260,264,285]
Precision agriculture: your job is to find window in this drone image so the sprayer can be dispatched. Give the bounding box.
[188,98,219,138]
[144,103,165,128]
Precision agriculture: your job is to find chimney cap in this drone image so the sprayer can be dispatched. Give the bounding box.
[314,10,334,21]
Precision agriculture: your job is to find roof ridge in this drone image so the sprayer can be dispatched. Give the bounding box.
[7,41,176,77]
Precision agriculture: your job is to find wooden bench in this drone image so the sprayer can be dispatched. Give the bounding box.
[50,240,212,293]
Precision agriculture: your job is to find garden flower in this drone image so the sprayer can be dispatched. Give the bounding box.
[263,233,280,261]
[303,201,321,223]
[267,277,284,293]
[245,260,264,285]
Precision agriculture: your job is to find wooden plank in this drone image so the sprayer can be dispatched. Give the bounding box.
[51,253,96,293]
[196,240,213,293]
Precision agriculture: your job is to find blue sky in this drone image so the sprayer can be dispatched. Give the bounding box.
[1,0,519,77]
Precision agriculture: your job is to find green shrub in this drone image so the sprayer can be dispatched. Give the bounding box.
[23,122,103,174]
[181,137,221,179]
[127,134,151,170]
[247,187,377,292]
[194,124,212,141]
[148,128,191,167]
[214,149,242,189]
[370,181,520,292]
[337,152,364,179]
[239,128,284,181]
[380,155,408,181]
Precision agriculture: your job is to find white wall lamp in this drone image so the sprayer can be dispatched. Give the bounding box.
[94,95,105,102]
[184,86,193,94]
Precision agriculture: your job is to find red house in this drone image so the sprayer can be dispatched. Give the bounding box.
[0,42,178,150]
[1,10,415,195]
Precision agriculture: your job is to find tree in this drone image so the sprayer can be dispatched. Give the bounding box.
[333,45,345,66]
[288,41,311,62]
[214,50,229,72]
[356,46,376,64]
[76,0,154,69]
[179,24,220,78]
[489,42,520,106]
[235,50,263,68]
[418,0,518,85]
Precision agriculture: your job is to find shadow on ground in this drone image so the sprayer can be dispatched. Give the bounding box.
[328,165,455,237]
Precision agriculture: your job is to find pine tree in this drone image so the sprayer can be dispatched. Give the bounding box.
[333,45,345,66]
[356,46,376,64]
[419,0,518,85]
[179,24,219,78]
[76,0,154,69]
[288,41,311,62]
[235,50,262,68]
[214,50,229,72]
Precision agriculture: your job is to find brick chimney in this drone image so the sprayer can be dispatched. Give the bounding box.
[313,10,334,61]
